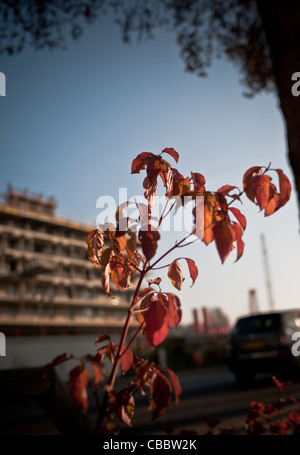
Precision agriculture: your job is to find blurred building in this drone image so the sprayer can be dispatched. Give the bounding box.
[193,306,230,335]
[0,185,133,338]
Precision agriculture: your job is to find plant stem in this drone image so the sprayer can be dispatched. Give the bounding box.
[95,268,146,432]
[149,232,193,270]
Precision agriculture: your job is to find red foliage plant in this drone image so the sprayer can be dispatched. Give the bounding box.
[44,148,291,434]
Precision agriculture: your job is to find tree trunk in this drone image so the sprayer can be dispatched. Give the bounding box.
[256,0,300,226]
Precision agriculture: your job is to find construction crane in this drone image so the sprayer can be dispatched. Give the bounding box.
[249,289,259,314]
[261,234,275,311]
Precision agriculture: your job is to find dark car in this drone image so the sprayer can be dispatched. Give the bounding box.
[227,310,300,384]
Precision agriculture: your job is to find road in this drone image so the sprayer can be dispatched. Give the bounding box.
[119,365,300,435]
[1,364,300,434]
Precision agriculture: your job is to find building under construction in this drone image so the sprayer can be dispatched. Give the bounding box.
[0,185,133,338]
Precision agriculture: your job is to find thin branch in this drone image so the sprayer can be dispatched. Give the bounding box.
[158,199,170,229]
[121,323,144,355]
[151,263,172,270]
[95,266,146,432]
[175,238,200,248]
[149,232,193,270]
[121,252,143,273]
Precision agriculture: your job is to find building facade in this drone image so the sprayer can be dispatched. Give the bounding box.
[0,185,133,337]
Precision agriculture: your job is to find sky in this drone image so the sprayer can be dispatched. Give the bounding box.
[1,12,300,327]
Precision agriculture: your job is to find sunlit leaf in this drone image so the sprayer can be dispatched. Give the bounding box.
[146,277,162,287]
[138,226,160,261]
[131,152,154,174]
[230,222,245,262]
[191,172,206,194]
[161,147,179,163]
[217,184,239,196]
[133,287,155,306]
[275,169,292,209]
[229,207,247,230]
[182,257,198,286]
[213,219,234,263]
[143,176,158,207]
[110,254,137,291]
[168,260,185,290]
[140,293,169,347]
[86,229,105,267]
[101,263,114,298]
[164,293,182,327]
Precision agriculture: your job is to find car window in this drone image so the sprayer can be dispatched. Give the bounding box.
[282,312,300,332]
[234,314,281,334]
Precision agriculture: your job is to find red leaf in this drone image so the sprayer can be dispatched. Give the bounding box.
[243,167,272,211]
[146,277,162,287]
[230,222,245,262]
[165,368,182,405]
[133,286,155,306]
[168,260,185,290]
[120,347,134,374]
[85,354,105,384]
[243,166,262,201]
[270,421,288,435]
[131,152,154,174]
[161,166,177,199]
[161,147,179,163]
[115,201,130,224]
[174,176,190,199]
[191,172,206,194]
[69,365,90,413]
[183,258,198,286]
[288,411,300,426]
[138,227,160,261]
[86,229,105,267]
[116,392,135,427]
[99,247,113,271]
[213,219,234,263]
[143,176,158,207]
[256,174,272,209]
[217,185,238,196]
[164,293,182,327]
[275,169,292,209]
[98,342,118,363]
[272,376,292,392]
[149,370,172,420]
[43,353,73,378]
[95,334,111,345]
[141,293,169,347]
[229,207,247,230]
[101,263,114,298]
[199,192,219,245]
[146,155,167,183]
[264,184,280,217]
[110,254,137,291]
